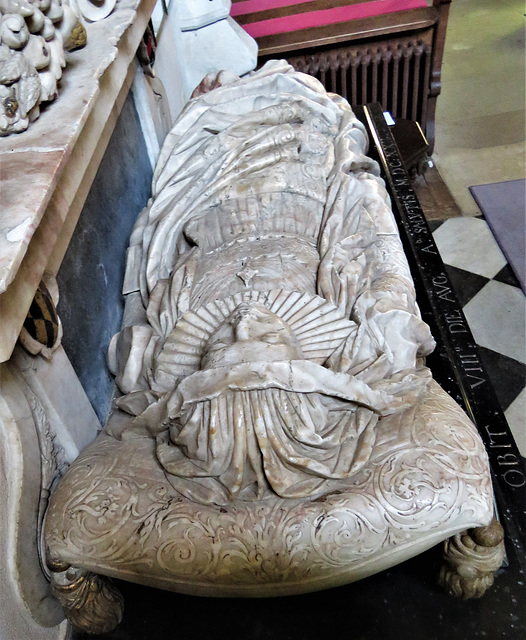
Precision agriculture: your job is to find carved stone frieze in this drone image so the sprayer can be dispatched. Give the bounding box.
[0,344,100,638]
[23,375,68,574]
[0,360,66,636]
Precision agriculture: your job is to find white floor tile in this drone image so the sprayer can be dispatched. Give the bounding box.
[433,217,508,278]
[463,280,526,364]
[505,387,526,458]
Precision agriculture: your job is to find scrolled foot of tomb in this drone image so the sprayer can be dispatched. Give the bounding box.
[437,518,505,599]
[47,560,124,634]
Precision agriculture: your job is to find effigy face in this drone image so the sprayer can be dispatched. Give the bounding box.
[108,60,439,506]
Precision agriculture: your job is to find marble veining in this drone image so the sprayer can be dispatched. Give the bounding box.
[463,279,526,365]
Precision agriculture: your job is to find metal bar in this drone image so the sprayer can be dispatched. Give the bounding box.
[351,60,358,106]
[371,51,379,104]
[381,51,389,110]
[412,45,423,122]
[391,51,400,116]
[341,64,347,100]
[330,64,337,93]
[361,55,369,103]
[401,47,411,118]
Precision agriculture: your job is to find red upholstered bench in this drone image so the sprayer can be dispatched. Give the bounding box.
[231,0,452,153]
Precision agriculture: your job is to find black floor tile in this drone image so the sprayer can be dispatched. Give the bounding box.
[477,345,526,412]
[444,264,489,307]
[427,219,446,233]
[494,264,522,288]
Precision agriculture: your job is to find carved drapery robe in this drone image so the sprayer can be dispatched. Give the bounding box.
[109,61,435,506]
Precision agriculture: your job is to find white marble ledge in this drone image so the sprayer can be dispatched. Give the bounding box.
[0,0,154,295]
[0,0,157,363]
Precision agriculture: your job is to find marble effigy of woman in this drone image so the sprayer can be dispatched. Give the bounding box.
[107,60,436,506]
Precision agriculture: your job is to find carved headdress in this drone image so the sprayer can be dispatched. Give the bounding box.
[153,289,357,388]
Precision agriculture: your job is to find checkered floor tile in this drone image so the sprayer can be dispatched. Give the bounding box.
[431,217,526,456]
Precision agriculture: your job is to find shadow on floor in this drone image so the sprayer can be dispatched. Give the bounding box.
[71,544,525,640]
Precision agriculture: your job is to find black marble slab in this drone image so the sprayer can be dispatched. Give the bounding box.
[442,264,490,307]
[57,92,153,424]
[355,103,525,573]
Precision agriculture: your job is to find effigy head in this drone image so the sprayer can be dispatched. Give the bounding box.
[150,289,357,394]
[201,303,304,369]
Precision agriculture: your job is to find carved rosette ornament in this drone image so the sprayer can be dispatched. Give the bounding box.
[0,0,86,135]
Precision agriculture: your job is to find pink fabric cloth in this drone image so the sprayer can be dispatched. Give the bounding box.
[232,0,428,38]
[231,0,319,15]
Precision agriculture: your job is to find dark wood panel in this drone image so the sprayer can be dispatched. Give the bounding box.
[413,165,461,221]
[256,7,438,56]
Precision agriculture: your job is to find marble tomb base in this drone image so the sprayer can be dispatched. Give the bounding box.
[42,62,505,634]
